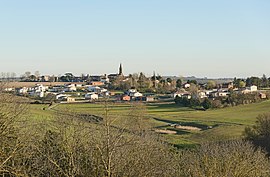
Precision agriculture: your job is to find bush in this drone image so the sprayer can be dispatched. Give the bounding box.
[175,96,201,108]
[245,113,270,154]
[201,98,212,109]
[180,140,270,177]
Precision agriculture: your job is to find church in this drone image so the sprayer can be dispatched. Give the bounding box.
[108,63,124,81]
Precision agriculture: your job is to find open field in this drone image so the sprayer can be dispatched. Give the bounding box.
[28,100,270,148]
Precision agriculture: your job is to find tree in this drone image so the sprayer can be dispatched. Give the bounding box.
[180,140,270,177]
[245,113,270,154]
[206,80,216,90]
[0,93,30,176]
[137,72,151,91]
[246,77,252,87]
[187,80,197,85]
[29,75,37,81]
[25,71,31,77]
[250,77,262,87]
[166,78,172,83]
[239,80,246,88]
[262,74,269,88]
[34,71,40,80]
[233,78,245,88]
[176,79,182,88]
[60,73,75,82]
[188,83,198,98]
[201,98,212,110]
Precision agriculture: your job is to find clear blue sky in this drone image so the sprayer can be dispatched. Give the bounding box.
[0,0,269,78]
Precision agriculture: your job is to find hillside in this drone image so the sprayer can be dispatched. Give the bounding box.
[29,100,270,147]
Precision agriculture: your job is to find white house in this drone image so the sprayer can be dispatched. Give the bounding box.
[34,84,47,92]
[198,91,207,98]
[49,86,64,92]
[100,88,108,93]
[173,91,190,98]
[127,89,137,95]
[4,88,14,92]
[184,83,191,89]
[218,92,228,97]
[242,85,258,94]
[29,90,45,98]
[17,87,28,94]
[86,86,100,93]
[64,84,77,92]
[100,76,110,83]
[67,97,76,103]
[249,85,258,92]
[130,92,143,97]
[85,93,99,100]
[56,94,71,100]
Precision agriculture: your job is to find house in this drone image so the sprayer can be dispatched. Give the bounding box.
[34,84,47,92]
[67,97,76,103]
[86,86,100,93]
[89,75,102,82]
[260,92,267,99]
[16,87,28,94]
[128,88,137,94]
[173,91,190,98]
[198,91,207,99]
[56,94,71,100]
[135,96,155,102]
[221,82,234,89]
[108,74,119,81]
[121,95,131,101]
[85,93,99,100]
[100,88,108,93]
[144,96,155,102]
[209,91,218,98]
[100,75,110,83]
[205,90,213,96]
[183,83,191,89]
[242,85,258,94]
[182,93,192,99]
[210,91,228,98]
[218,92,228,97]
[49,86,64,92]
[130,92,143,97]
[4,88,14,92]
[90,81,104,86]
[250,85,258,92]
[41,75,50,82]
[64,84,77,92]
[29,91,45,98]
[76,84,83,88]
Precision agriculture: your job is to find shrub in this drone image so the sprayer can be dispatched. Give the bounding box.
[245,113,270,154]
[180,140,270,177]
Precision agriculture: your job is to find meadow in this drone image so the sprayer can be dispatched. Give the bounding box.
[29,100,270,148]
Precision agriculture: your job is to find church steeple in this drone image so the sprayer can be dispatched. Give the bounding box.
[119,63,123,75]
[153,71,157,89]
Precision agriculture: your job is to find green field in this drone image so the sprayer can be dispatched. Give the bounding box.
[29,100,270,148]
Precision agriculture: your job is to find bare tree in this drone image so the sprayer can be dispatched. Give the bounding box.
[0,93,30,176]
[179,140,270,177]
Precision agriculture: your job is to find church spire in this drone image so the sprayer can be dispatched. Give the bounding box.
[119,63,123,75]
[153,71,157,89]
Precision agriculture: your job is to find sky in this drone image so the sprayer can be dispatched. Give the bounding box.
[0,0,270,78]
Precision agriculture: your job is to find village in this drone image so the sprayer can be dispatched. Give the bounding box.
[2,64,268,105]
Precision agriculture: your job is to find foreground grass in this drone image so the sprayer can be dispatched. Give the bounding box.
[29,100,270,148]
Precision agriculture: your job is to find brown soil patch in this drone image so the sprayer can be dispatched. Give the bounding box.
[155,129,177,134]
[175,125,202,131]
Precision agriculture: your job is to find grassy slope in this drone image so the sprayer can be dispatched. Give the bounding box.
[147,101,270,147]
[29,100,270,147]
